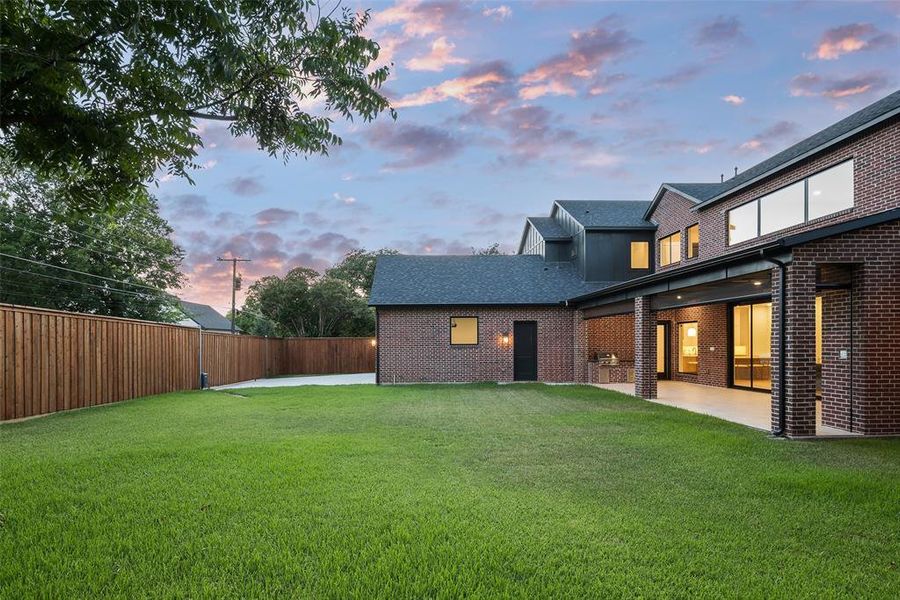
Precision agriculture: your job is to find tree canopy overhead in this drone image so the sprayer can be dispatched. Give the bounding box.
[0,0,394,209]
[0,159,185,321]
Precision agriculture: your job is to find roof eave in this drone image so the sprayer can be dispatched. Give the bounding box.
[691,106,900,212]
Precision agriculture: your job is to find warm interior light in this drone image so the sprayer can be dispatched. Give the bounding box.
[687,327,697,337]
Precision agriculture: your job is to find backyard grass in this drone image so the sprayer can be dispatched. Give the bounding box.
[1,384,898,598]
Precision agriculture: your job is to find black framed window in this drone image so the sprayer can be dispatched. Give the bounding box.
[450,317,478,345]
[686,224,699,259]
[659,232,681,266]
[727,159,854,245]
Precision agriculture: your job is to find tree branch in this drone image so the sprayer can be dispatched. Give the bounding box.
[185,111,238,121]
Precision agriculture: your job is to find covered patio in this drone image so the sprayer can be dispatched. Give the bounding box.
[597,381,858,437]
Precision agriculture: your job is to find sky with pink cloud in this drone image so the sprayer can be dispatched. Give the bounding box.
[156,0,898,314]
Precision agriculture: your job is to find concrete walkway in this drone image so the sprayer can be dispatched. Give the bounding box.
[214,373,375,390]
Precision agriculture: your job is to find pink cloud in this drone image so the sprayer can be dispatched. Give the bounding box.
[482,5,512,21]
[789,71,889,99]
[405,36,468,71]
[518,18,638,99]
[393,61,513,107]
[372,0,469,38]
[722,94,745,105]
[808,23,897,60]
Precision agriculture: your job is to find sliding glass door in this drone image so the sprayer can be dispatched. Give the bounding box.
[732,302,772,391]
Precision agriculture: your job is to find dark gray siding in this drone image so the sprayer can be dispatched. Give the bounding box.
[521,224,544,256]
[583,230,656,282]
[544,240,572,262]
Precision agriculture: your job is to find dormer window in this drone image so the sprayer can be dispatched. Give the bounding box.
[659,232,681,266]
[630,241,649,269]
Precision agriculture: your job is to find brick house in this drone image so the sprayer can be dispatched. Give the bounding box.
[370,91,900,438]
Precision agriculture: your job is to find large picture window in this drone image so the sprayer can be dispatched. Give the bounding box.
[759,180,805,235]
[679,322,698,374]
[659,232,681,266]
[450,317,478,345]
[727,159,854,245]
[808,160,854,220]
[728,202,758,245]
[630,241,649,269]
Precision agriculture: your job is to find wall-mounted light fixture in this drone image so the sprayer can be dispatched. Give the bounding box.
[370,338,377,347]
[500,331,511,348]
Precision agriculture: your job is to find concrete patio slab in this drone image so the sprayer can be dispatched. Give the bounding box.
[214,373,375,390]
[597,380,857,437]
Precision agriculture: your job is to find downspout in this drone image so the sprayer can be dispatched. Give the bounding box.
[198,324,204,389]
[761,251,787,437]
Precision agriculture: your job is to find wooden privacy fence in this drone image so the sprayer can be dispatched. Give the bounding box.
[0,304,376,421]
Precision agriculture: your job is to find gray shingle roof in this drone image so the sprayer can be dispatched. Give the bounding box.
[179,300,240,332]
[555,200,654,229]
[697,90,900,208]
[662,183,725,203]
[526,216,570,240]
[369,255,614,306]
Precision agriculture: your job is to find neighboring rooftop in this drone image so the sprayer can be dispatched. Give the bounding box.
[369,255,613,306]
[554,200,654,229]
[179,300,240,332]
[526,216,570,241]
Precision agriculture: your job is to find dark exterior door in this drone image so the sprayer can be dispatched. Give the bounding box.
[513,321,538,381]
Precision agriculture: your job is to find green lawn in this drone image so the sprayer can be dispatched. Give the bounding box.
[1,384,898,598]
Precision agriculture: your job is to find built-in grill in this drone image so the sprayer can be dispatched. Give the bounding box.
[593,352,620,366]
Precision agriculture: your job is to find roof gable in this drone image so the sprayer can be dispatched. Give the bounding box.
[554,200,654,229]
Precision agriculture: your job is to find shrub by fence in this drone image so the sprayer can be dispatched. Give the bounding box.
[0,304,376,421]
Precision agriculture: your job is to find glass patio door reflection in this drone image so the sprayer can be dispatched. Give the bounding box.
[732,302,772,391]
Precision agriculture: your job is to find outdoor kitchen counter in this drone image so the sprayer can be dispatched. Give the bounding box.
[587,360,635,384]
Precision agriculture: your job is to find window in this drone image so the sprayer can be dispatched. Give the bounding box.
[630,241,649,269]
[760,180,804,235]
[727,159,854,245]
[728,201,758,245]
[686,224,699,259]
[450,317,478,345]
[808,160,854,220]
[659,232,681,266]
[679,322,698,374]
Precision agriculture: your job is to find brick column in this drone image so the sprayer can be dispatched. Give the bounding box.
[573,309,589,383]
[634,296,657,399]
[771,261,817,437]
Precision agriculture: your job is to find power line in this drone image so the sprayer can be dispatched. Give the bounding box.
[0,251,175,295]
[1,219,170,274]
[0,265,171,300]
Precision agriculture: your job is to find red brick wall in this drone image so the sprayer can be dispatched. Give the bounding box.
[586,314,634,361]
[650,189,701,272]
[647,118,899,264]
[792,220,900,435]
[377,306,575,383]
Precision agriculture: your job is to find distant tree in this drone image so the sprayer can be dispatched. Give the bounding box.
[0,160,184,321]
[239,267,372,337]
[471,243,507,255]
[326,248,398,297]
[0,1,394,210]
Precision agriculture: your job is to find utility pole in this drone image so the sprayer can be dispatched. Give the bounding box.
[217,256,251,334]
